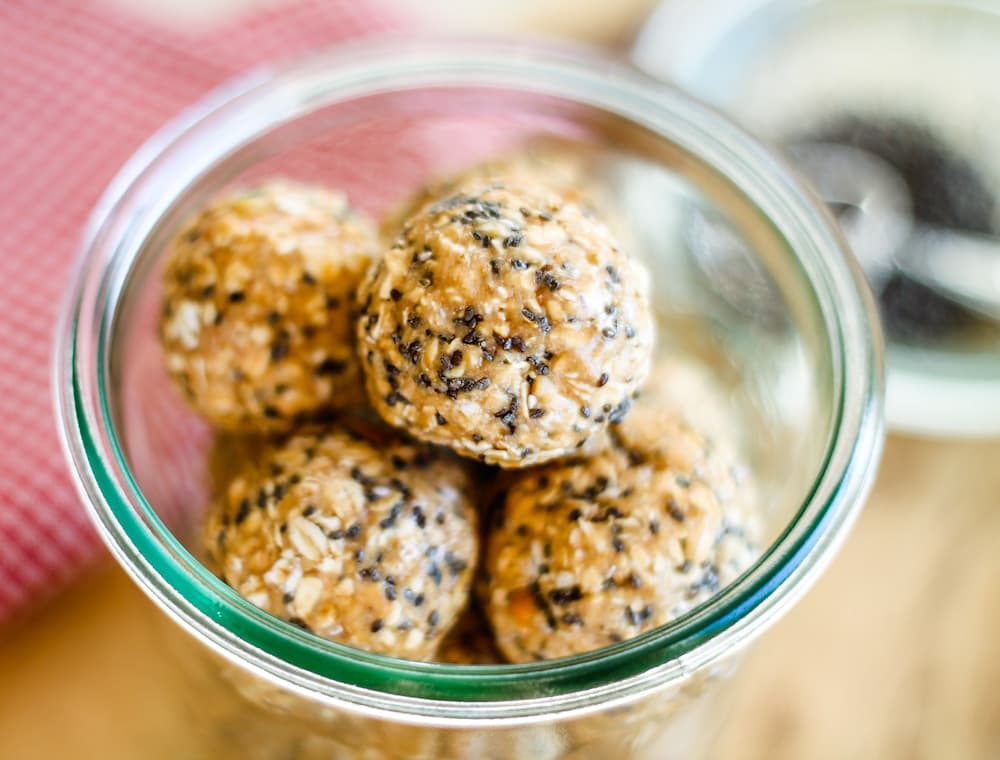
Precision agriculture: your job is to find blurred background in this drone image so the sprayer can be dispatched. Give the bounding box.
[1,0,998,758]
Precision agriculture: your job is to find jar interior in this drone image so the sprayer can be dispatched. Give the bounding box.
[103,85,835,685]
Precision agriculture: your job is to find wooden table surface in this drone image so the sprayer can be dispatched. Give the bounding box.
[3,1,999,758]
[3,434,998,759]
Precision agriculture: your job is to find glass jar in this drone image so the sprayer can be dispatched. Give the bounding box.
[54,40,884,759]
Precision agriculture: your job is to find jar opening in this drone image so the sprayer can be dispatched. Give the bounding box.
[55,39,883,719]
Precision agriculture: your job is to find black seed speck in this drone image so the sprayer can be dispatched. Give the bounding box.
[270,336,290,362]
[445,551,468,577]
[548,585,583,605]
[668,498,686,523]
[608,397,631,424]
[316,357,347,376]
[535,270,561,291]
[530,581,558,629]
[235,499,251,524]
[625,604,653,626]
[428,564,442,586]
[385,390,410,407]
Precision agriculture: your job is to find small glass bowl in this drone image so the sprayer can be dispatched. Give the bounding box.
[54,40,884,759]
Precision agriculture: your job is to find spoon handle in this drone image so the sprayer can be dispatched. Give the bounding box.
[895,226,1000,321]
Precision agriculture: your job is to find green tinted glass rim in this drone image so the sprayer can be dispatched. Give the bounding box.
[82,327,845,700]
[60,40,883,713]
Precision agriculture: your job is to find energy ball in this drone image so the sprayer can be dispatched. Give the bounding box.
[161,181,378,433]
[484,411,759,663]
[203,428,479,660]
[357,179,653,468]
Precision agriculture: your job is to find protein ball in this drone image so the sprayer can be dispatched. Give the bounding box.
[203,429,479,660]
[357,179,654,468]
[161,181,379,433]
[484,412,759,662]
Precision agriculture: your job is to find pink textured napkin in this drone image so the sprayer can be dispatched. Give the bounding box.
[0,0,406,623]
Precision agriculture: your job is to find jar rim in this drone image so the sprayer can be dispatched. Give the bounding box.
[53,38,884,725]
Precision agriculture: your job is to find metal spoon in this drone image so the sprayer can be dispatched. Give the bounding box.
[683,144,912,326]
[790,142,1000,321]
[896,225,1000,320]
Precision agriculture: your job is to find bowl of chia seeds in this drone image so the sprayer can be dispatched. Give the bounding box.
[635,0,1000,437]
